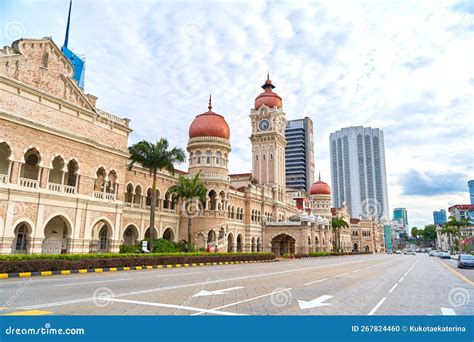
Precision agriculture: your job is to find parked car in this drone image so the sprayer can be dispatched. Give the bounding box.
[395,250,402,254]
[386,250,393,254]
[458,254,474,269]
[438,252,451,259]
[405,250,416,255]
[429,250,439,257]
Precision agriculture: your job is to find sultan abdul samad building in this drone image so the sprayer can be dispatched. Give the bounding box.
[0,33,385,256]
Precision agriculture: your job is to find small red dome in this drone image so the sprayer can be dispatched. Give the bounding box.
[254,76,282,110]
[189,97,230,140]
[310,179,331,195]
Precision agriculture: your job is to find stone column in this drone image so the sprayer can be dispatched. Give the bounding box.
[9,161,21,184]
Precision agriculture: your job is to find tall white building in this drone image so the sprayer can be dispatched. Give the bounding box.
[329,126,389,219]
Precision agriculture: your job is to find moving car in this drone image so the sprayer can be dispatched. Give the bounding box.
[438,252,451,259]
[395,250,402,254]
[457,254,474,269]
[428,250,438,257]
[405,250,416,255]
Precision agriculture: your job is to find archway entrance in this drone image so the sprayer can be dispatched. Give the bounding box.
[90,220,113,253]
[227,233,234,252]
[353,243,359,252]
[271,234,295,256]
[364,245,370,253]
[13,223,30,254]
[236,234,243,252]
[163,228,175,241]
[123,225,139,245]
[144,227,158,240]
[42,216,71,254]
[207,230,216,244]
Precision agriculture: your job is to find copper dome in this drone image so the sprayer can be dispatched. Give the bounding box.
[189,96,230,140]
[254,76,282,110]
[310,175,331,195]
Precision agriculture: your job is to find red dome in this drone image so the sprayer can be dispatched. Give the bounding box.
[310,179,331,195]
[254,77,282,110]
[189,97,230,140]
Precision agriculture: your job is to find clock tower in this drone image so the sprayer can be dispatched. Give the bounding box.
[250,75,287,188]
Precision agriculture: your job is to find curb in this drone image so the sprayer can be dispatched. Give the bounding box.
[0,259,272,279]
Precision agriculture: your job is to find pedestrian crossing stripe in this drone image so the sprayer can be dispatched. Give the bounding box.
[3,310,52,316]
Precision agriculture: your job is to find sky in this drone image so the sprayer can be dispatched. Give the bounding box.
[1,0,473,228]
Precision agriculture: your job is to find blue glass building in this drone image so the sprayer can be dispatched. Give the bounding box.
[433,209,447,225]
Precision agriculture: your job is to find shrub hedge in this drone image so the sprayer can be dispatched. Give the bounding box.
[0,252,275,273]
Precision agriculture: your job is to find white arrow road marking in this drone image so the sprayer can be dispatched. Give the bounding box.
[441,308,456,315]
[193,286,244,297]
[298,295,333,310]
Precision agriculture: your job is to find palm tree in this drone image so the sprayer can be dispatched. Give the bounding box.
[168,172,207,247]
[331,217,349,252]
[128,139,185,252]
[441,216,468,254]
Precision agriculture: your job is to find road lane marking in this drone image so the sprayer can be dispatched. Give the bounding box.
[440,308,456,316]
[194,286,244,297]
[298,295,333,309]
[304,278,328,286]
[368,297,387,315]
[55,278,132,287]
[334,273,348,278]
[388,283,398,293]
[399,276,405,282]
[12,256,390,311]
[192,288,292,316]
[352,269,362,273]
[365,266,372,269]
[404,272,408,276]
[106,298,242,316]
[436,259,474,286]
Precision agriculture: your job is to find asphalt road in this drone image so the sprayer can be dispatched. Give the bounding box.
[0,253,472,316]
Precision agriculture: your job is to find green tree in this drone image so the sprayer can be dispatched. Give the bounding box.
[411,227,418,239]
[168,171,207,246]
[128,139,186,252]
[441,216,469,254]
[421,224,437,245]
[331,217,349,252]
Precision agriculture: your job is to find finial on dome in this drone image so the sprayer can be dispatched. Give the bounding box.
[208,94,212,111]
[262,72,275,90]
[319,172,321,181]
[267,70,270,81]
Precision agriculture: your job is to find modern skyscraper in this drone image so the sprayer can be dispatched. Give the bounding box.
[393,208,408,230]
[433,209,447,225]
[329,126,389,219]
[468,180,474,205]
[285,117,315,192]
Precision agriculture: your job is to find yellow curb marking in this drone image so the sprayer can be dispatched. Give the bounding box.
[95,268,103,273]
[0,274,8,279]
[60,270,70,275]
[135,266,142,270]
[78,269,88,273]
[109,267,117,272]
[123,267,130,271]
[4,310,52,316]
[40,271,52,276]
[437,259,474,287]
[19,272,31,278]
[146,266,153,269]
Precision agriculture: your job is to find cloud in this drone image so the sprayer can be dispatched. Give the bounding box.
[1,0,473,228]
[400,169,469,196]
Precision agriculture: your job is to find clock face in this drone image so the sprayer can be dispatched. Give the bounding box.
[259,119,270,131]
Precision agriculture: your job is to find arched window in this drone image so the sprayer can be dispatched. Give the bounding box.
[216,151,221,165]
[134,185,142,206]
[99,226,108,251]
[0,142,12,182]
[196,151,202,164]
[21,148,41,181]
[49,156,64,185]
[206,150,212,164]
[106,170,117,194]
[209,190,217,210]
[13,223,29,253]
[125,184,134,203]
[65,160,78,188]
[94,168,106,191]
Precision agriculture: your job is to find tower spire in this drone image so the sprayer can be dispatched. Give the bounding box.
[208,94,212,111]
[267,70,270,80]
[319,172,321,181]
[64,0,72,48]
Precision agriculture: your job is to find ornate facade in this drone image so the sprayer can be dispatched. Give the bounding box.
[0,37,384,256]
